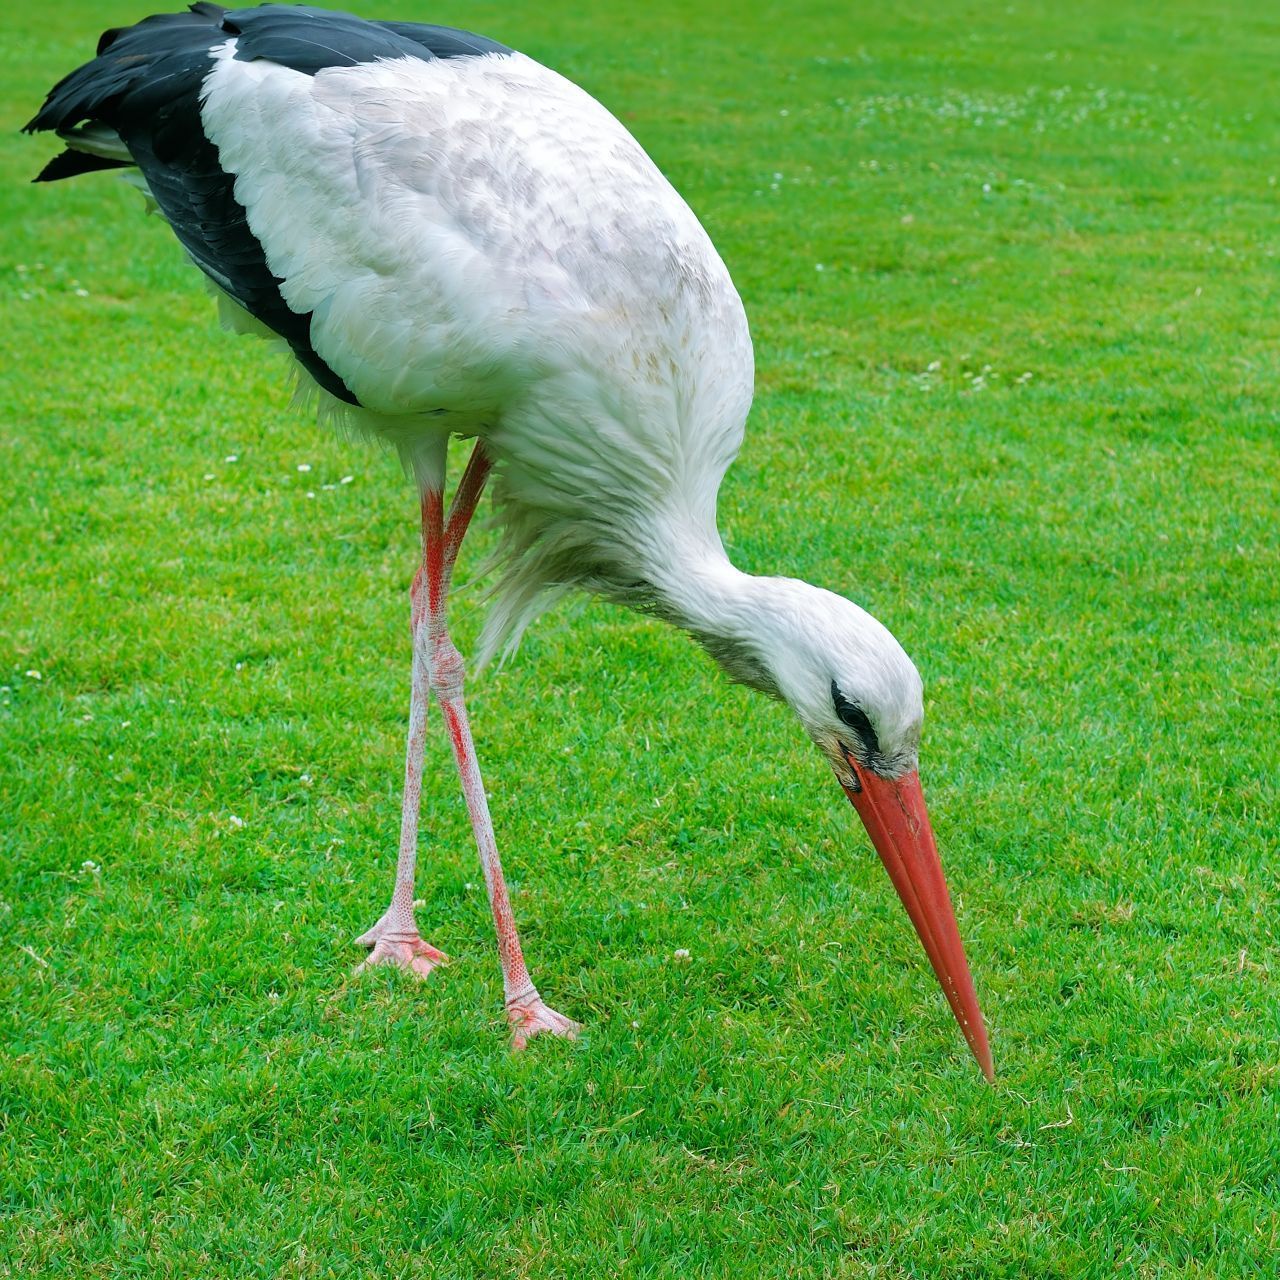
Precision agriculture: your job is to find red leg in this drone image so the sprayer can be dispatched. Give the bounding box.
[357,443,576,1046]
[354,486,449,976]
[434,659,579,1047]
[442,443,492,580]
[429,445,577,1046]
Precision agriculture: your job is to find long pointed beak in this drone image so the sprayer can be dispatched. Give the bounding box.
[842,763,994,1081]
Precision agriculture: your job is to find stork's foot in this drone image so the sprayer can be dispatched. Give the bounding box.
[354,913,448,979]
[506,991,581,1050]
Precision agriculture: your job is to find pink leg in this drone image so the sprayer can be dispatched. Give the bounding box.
[354,508,448,976]
[429,447,578,1047]
[434,662,579,1048]
[358,444,577,1047]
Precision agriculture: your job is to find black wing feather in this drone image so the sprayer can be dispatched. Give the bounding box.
[34,151,133,182]
[24,5,509,407]
[222,5,508,72]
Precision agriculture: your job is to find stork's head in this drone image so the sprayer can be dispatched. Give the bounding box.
[711,576,994,1081]
[754,580,925,782]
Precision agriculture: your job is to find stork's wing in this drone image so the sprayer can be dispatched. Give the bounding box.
[26,3,755,665]
[24,4,511,407]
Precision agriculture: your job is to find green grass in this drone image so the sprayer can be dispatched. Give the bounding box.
[3,0,1278,1275]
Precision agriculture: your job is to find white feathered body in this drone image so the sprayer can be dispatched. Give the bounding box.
[201,45,754,658]
[29,10,927,766]
[26,13,991,1075]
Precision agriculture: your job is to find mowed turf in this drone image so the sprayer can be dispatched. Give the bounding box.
[2,0,1278,1275]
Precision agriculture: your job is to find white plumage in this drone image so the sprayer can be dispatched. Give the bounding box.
[203,41,753,664]
[27,4,993,1075]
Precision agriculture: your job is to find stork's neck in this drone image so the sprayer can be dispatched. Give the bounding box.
[645,530,787,695]
[633,514,924,765]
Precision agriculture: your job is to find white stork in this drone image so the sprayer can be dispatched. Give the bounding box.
[27,3,994,1077]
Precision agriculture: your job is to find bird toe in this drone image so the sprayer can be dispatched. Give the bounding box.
[507,997,581,1049]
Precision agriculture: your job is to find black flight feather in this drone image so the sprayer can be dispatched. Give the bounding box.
[24,5,510,407]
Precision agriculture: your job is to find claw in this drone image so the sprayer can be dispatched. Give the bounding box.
[355,912,447,979]
[355,935,448,978]
[507,994,581,1049]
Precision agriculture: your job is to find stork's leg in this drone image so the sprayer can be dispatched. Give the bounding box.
[424,449,578,1048]
[354,444,491,973]
[354,499,449,976]
[356,443,576,1046]
[432,665,580,1048]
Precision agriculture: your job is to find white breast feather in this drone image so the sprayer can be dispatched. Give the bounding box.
[199,45,754,660]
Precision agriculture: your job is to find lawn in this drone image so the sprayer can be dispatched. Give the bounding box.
[2,0,1278,1275]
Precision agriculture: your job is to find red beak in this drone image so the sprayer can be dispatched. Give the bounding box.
[842,762,994,1081]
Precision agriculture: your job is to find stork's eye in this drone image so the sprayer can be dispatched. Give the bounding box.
[831,680,880,756]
